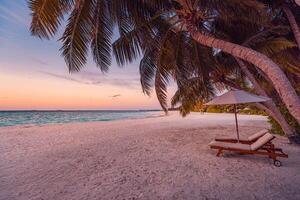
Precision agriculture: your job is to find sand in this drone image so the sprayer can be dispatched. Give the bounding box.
[0,112,299,200]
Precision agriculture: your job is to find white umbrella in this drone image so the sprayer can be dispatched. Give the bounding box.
[205,90,271,142]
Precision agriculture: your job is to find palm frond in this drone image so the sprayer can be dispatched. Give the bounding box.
[200,0,269,26]
[243,26,290,47]
[271,48,300,77]
[256,38,296,56]
[112,15,169,66]
[29,0,73,39]
[60,0,94,72]
[113,28,143,66]
[139,51,157,95]
[91,0,113,72]
[155,69,170,112]
[171,76,215,116]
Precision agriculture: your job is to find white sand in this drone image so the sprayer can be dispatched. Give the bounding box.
[0,112,299,200]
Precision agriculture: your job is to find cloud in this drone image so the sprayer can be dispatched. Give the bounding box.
[77,71,141,89]
[39,71,102,85]
[110,94,121,98]
[39,70,141,89]
[105,78,140,88]
[30,57,49,66]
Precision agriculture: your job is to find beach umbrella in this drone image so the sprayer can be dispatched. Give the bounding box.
[205,90,271,142]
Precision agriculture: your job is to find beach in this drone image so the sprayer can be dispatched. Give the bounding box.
[0,112,299,200]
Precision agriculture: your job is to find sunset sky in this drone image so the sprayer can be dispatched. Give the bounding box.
[0,0,176,110]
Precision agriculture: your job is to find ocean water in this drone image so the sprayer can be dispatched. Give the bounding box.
[0,110,161,127]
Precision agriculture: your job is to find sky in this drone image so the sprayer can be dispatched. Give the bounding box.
[0,0,176,110]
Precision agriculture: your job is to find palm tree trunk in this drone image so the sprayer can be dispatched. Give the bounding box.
[254,103,300,144]
[236,59,300,144]
[236,59,268,96]
[283,6,300,49]
[187,27,300,124]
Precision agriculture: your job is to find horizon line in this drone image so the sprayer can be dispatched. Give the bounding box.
[0,109,162,112]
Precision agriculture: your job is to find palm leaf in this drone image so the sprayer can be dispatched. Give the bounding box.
[256,38,296,56]
[271,48,300,77]
[199,0,269,26]
[60,0,94,72]
[171,76,215,116]
[139,51,157,95]
[29,0,73,39]
[155,69,170,112]
[91,0,113,72]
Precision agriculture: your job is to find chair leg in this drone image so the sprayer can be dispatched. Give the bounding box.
[268,145,284,167]
[266,149,272,158]
[269,144,277,162]
[216,149,223,157]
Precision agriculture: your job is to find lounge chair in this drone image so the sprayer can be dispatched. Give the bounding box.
[215,129,268,144]
[209,133,288,167]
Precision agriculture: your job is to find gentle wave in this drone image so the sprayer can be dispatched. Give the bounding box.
[0,110,162,127]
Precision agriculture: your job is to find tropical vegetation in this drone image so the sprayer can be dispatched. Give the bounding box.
[28,0,300,143]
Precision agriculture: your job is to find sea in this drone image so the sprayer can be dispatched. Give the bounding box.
[0,110,162,127]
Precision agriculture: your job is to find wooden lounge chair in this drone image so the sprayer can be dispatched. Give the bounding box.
[215,129,268,144]
[209,133,288,167]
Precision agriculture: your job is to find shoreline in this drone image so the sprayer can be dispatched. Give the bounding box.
[0,111,267,129]
[1,112,299,200]
[0,110,165,129]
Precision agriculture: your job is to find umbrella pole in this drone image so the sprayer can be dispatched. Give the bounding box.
[234,104,240,142]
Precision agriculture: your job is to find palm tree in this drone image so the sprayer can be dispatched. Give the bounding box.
[167,1,300,124]
[169,53,300,143]
[260,0,300,49]
[213,15,300,142]
[143,17,300,143]
[116,0,300,124]
[28,0,300,123]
